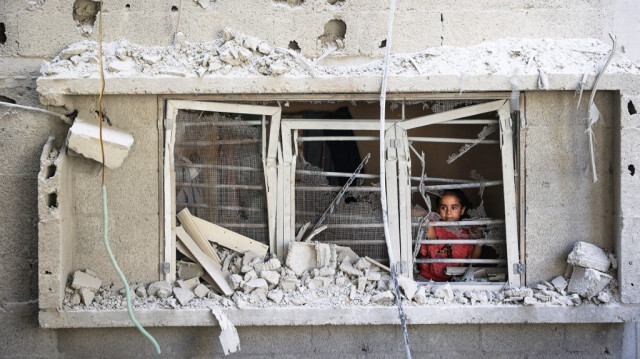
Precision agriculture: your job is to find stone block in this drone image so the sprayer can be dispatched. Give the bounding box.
[567,241,611,272]
[253,258,281,273]
[177,277,200,291]
[243,278,268,294]
[618,216,640,303]
[371,290,395,304]
[336,246,359,264]
[177,260,204,280]
[260,270,281,286]
[173,287,195,306]
[79,287,94,306]
[70,270,102,291]
[193,284,210,298]
[286,242,316,276]
[308,276,332,289]
[432,284,454,301]
[67,120,134,169]
[339,260,363,277]
[567,266,612,299]
[147,281,172,297]
[315,242,337,268]
[227,274,243,290]
[551,276,568,292]
[397,275,417,300]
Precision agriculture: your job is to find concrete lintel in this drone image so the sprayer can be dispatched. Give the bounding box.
[36,74,640,106]
[39,305,640,328]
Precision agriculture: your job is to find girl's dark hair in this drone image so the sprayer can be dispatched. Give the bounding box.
[439,189,473,219]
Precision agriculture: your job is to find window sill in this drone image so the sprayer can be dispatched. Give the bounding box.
[39,304,640,328]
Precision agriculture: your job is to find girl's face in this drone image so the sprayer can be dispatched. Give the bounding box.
[438,194,466,221]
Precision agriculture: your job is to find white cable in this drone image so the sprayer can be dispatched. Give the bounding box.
[0,102,73,125]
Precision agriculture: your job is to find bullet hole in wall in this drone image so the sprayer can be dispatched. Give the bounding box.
[629,164,635,176]
[318,19,346,47]
[73,0,100,36]
[273,0,304,5]
[45,164,57,180]
[46,192,58,209]
[0,95,16,104]
[327,0,345,4]
[125,4,130,9]
[379,39,386,48]
[288,40,301,52]
[171,5,178,11]
[628,100,637,115]
[0,23,6,45]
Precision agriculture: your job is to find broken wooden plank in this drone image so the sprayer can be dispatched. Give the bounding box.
[190,216,269,258]
[365,256,391,273]
[177,208,221,264]
[396,100,507,130]
[176,226,233,296]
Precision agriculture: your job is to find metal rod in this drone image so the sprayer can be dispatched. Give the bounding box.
[415,239,505,245]
[317,239,387,245]
[176,163,261,172]
[180,120,267,127]
[292,118,498,125]
[295,169,380,179]
[296,186,381,192]
[414,258,507,264]
[296,135,499,144]
[176,203,264,212]
[409,176,475,183]
[410,180,502,191]
[176,182,265,190]
[177,139,262,146]
[213,223,268,228]
[418,219,505,227]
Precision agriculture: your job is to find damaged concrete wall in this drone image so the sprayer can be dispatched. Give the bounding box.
[525,91,616,283]
[2,0,640,358]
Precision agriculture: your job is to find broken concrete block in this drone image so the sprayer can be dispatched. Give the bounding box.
[67,120,134,169]
[135,285,147,298]
[357,277,368,293]
[568,266,613,299]
[534,293,552,302]
[243,270,258,281]
[227,274,243,290]
[79,288,94,305]
[279,278,299,291]
[260,270,281,286]
[147,281,172,296]
[71,270,102,291]
[414,286,428,304]
[336,246,359,264]
[597,292,611,303]
[523,296,538,306]
[339,260,363,277]
[267,289,284,304]
[366,271,381,282]
[177,277,200,291]
[567,241,611,272]
[354,258,371,271]
[156,288,172,299]
[70,291,81,305]
[433,284,454,301]
[371,291,395,304]
[210,307,240,355]
[551,276,568,292]
[173,287,195,306]
[177,260,204,280]
[569,293,582,305]
[397,275,418,301]
[308,276,333,289]
[253,258,281,273]
[194,284,210,299]
[286,242,317,276]
[317,266,336,277]
[243,278,268,294]
[504,287,534,299]
[315,242,337,269]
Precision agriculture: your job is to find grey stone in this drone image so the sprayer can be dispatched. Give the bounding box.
[339,260,363,277]
[267,290,284,304]
[433,284,454,301]
[228,274,243,290]
[260,270,281,286]
[173,287,195,306]
[177,277,200,291]
[243,278,268,294]
[253,258,282,273]
[286,242,317,276]
[79,288,94,306]
[568,266,613,299]
[414,286,428,304]
[354,258,371,271]
[371,291,395,304]
[147,281,172,296]
[177,260,204,280]
[357,277,367,293]
[523,296,539,306]
[336,246,359,264]
[243,270,258,281]
[135,285,147,298]
[504,287,534,298]
[71,270,102,291]
[308,276,332,289]
[315,242,337,268]
[193,284,210,299]
[156,288,172,298]
[70,291,81,305]
[597,292,611,303]
[397,275,418,301]
[551,276,568,292]
[567,241,611,272]
[279,278,299,291]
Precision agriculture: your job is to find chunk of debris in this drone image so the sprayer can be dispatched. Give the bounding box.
[397,275,418,301]
[147,281,172,297]
[336,246,360,264]
[156,288,172,298]
[504,287,534,299]
[177,277,200,291]
[70,291,81,305]
[433,284,454,302]
[357,277,367,293]
[173,287,195,306]
[135,285,147,298]
[79,288,94,306]
[286,242,317,276]
[279,277,299,291]
[190,216,269,258]
[567,241,611,272]
[371,291,395,305]
[308,276,333,289]
[339,260,363,277]
[71,270,102,291]
[551,276,568,292]
[354,258,371,271]
[414,286,428,304]
[194,284,210,299]
[210,307,241,355]
[597,291,611,303]
[177,260,204,280]
[315,242,337,268]
[523,296,539,306]
[364,256,390,272]
[67,120,134,169]
[227,274,243,290]
[260,270,281,286]
[253,258,281,273]
[243,278,268,294]
[267,290,284,304]
[567,266,612,299]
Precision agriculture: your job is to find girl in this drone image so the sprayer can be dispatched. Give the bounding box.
[419,189,482,282]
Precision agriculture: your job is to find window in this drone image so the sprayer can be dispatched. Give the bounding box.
[164,97,521,287]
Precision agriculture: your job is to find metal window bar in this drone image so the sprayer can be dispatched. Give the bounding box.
[415,259,507,264]
[410,180,502,191]
[296,135,498,145]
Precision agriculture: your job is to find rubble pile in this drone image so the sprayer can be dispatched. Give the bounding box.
[62,241,618,310]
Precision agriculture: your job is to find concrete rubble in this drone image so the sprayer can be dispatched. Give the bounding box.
[61,240,617,311]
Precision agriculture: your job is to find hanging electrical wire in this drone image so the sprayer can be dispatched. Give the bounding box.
[97,1,161,354]
[378,1,412,358]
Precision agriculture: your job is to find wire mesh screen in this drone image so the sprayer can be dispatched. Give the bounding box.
[174,109,269,244]
[294,159,388,263]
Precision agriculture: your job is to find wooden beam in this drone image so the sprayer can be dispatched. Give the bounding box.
[175,226,233,296]
[190,216,269,258]
[177,208,221,264]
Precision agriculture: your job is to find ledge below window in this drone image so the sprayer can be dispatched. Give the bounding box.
[39,304,640,328]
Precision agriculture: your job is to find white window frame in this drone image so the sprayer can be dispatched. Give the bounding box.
[164,98,520,287]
